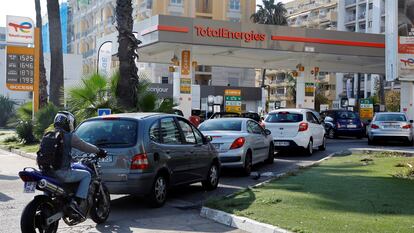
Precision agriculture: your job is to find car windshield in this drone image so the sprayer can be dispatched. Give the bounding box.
[336,111,357,119]
[199,120,242,131]
[375,114,407,122]
[265,112,303,123]
[75,119,138,148]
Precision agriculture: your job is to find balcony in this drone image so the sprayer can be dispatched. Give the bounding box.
[346,14,356,23]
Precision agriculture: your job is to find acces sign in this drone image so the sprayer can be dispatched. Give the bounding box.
[194,26,266,42]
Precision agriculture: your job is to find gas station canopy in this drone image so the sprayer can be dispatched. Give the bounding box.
[134,15,385,74]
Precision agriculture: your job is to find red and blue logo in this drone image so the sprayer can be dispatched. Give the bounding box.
[400,58,414,67]
[8,22,33,33]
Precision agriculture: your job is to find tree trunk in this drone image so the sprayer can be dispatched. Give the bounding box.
[47,0,64,107]
[35,0,48,108]
[115,0,141,109]
[379,75,386,109]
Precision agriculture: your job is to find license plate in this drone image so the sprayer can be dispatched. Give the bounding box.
[23,182,36,193]
[275,141,290,146]
[347,124,357,128]
[212,143,221,150]
[99,155,113,163]
[383,125,399,129]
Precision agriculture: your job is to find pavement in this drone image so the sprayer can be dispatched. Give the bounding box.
[0,137,413,233]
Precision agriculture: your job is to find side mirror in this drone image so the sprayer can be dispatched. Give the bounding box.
[367,119,372,124]
[205,136,213,143]
[324,116,333,122]
[410,120,413,124]
[265,129,272,136]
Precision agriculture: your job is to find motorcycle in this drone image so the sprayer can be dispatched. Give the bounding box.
[18,153,111,233]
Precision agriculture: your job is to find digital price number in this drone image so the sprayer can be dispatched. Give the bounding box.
[6,53,35,85]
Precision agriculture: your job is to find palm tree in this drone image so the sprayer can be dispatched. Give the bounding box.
[251,0,288,111]
[115,0,141,109]
[35,0,48,108]
[251,0,288,25]
[46,0,64,107]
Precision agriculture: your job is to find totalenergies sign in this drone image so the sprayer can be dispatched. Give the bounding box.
[6,15,34,44]
[194,26,266,42]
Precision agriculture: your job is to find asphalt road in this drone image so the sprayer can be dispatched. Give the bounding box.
[0,137,412,233]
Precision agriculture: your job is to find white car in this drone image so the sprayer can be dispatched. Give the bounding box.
[264,109,326,156]
[199,118,274,176]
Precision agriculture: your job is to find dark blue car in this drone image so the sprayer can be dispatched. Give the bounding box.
[321,110,365,139]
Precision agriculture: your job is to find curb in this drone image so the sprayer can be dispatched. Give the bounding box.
[202,151,339,232]
[200,207,291,233]
[0,146,36,160]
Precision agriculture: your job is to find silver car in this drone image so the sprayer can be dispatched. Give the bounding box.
[199,118,274,176]
[367,112,414,145]
[75,113,220,207]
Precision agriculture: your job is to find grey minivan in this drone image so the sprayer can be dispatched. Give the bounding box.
[75,113,220,207]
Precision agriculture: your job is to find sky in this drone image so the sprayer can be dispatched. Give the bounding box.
[0,0,48,27]
[0,0,292,27]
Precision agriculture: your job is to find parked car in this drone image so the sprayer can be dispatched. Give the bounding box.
[198,118,274,176]
[320,110,365,139]
[74,113,220,207]
[264,109,326,156]
[209,112,241,119]
[367,112,414,145]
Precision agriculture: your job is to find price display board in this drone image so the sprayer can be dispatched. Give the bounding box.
[6,46,35,91]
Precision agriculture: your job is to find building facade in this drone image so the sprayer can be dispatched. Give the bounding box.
[336,0,388,100]
[285,0,338,30]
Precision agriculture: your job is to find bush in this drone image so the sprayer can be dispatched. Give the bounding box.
[3,136,18,143]
[0,95,16,127]
[17,102,33,121]
[16,121,35,144]
[34,103,59,139]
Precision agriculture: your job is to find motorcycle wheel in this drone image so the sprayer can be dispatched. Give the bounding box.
[90,184,111,224]
[21,195,59,233]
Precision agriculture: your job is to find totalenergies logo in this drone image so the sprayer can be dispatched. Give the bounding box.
[400,58,414,67]
[8,22,32,33]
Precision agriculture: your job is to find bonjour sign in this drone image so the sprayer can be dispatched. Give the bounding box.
[194,26,266,42]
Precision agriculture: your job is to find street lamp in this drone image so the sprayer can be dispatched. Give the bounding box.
[96,40,113,74]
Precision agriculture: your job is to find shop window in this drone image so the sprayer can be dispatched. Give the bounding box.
[161,76,169,84]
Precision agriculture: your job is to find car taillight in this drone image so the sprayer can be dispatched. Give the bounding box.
[370,124,379,129]
[402,124,412,129]
[360,122,364,128]
[336,122,341,129]
[131,153,149,170]
[230,137,246,150]
[298,122,308,132]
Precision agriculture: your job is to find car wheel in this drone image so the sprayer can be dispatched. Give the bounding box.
[243,152,252,176]
[202,163,220,191]
[148,174,168,208]
[265,144,274,164]
[368,137,375,145]
[405,138,414,146]
[328,128,336,139]
[318,137,326,151]
[305,140,313,156]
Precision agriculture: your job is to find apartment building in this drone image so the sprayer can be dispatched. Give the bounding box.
[285,0,338,30]
[336,0,388,99]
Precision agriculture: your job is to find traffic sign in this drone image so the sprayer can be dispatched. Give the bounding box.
[359,99,373,119]
[98,108,111,116]
[224,89,242,113]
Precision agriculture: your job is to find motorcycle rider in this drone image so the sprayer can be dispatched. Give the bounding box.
[51,111,107,216]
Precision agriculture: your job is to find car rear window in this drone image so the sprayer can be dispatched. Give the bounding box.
[336,111,358,119]
[199,120,242,131]
[265,112,303,123]
[375,114,407,122]
[75,119,138,148]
